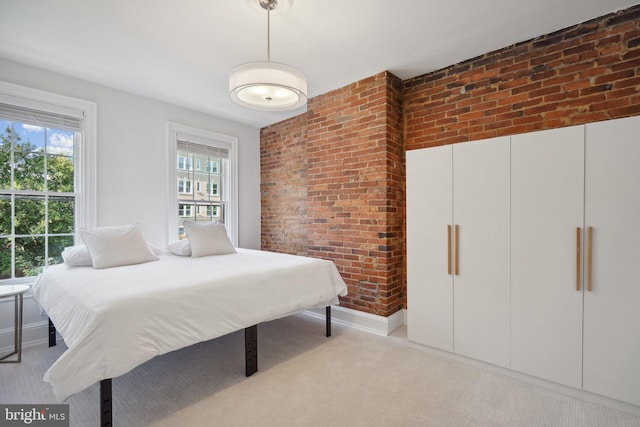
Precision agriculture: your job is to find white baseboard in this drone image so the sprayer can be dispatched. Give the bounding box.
[0,320,54,355]
[304,306,406,336]
[408,340,640,418]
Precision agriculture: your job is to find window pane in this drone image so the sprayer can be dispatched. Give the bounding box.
[14,123,45,153]
[194,203,205,221]
[0,238,10,279]
[194,172,208,200]
[15,195,45,235]
[49,196,75,233]
[178,219,189,240]
[15,236,45,277]
[1,100,83,282]
[46,129,74,156]
[14,152,45,191]
[48,235,74,266]
[0,120,11,141]
[0,195,10,235]
[47,154,74,192]
[175,133,233,242]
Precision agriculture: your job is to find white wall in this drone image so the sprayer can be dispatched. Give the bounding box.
[0,57,261,248]
[0,58,262,350]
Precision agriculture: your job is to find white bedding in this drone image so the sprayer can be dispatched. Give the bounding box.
[32,248,347,401]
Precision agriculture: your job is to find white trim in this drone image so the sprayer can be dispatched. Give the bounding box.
[0,82,97,234]
[303,306,406,336]
[167,122,238,246]
[0,82,97,231]
[407,340,640,417]
[0,81,97,284]
[0,320,60,355]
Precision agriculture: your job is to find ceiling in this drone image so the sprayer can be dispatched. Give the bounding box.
[0,0,636,129]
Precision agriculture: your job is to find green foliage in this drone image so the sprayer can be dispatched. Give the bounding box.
[0,124,75,280]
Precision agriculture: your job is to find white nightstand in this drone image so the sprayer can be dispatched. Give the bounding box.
[0,284,30,363]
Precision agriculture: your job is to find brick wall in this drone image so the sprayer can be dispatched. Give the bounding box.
[261,4,639,317]
[404,5,640,150]
[261,72,405,316]
[261,114,308,255]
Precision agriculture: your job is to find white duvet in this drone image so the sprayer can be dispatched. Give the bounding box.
[32,249,347,401]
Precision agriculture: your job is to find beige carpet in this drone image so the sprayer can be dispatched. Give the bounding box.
[2,313,640,427]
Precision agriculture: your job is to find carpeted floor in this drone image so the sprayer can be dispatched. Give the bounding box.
[2,313,640,427]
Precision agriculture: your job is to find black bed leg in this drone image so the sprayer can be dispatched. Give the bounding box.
[245,325,258,377]
[48,318,56,347]
[326,306,332,337]
[100,379,113,427]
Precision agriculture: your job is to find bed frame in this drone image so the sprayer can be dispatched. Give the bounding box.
[49,306,332,427]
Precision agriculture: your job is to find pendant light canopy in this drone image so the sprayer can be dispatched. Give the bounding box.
[229,0,307,111]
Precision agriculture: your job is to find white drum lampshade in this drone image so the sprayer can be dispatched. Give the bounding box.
[229,61,307,111]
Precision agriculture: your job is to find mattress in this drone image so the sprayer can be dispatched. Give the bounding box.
[32,248,347,401]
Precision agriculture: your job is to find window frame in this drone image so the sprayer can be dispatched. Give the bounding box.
[0,81,97,285]
[167,122,238,246]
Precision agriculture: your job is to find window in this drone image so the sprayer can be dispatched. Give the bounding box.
[207,182,218,196]
[178,204,192,217]
[0,82,96,283]
[207,160,218,174]
[178,155,192,170]
[177,178,191,194]
[168,123,237,245]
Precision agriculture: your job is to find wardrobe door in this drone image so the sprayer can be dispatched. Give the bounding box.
[407,146,453,351]
[510,126,584,388]
[453,137,510,367]
[583,116,640,406]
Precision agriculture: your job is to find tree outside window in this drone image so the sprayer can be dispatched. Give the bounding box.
[0,122,75,279]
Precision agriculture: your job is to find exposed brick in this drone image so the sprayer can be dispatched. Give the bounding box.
[405,4,640,150]
[262,4,640,317]
[261,72,405,317]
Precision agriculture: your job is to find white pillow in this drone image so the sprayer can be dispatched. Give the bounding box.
[148,243,166,257]
[166,240,192,256]
[183,221,236,258]
[61,245,93,267]
[80,224,159,269]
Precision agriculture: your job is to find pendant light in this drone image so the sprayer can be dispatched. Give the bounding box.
[229,0,307,111]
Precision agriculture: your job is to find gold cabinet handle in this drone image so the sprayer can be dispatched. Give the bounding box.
[455,225,459,276]
[587,227,593,292]
[447,225,452,275]
[576,227,581,291]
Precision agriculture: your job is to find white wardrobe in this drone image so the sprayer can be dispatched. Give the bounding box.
[510,125,585,389]
[407,115,640,408]
[406,137,510,368]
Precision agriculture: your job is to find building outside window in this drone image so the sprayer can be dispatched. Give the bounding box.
[178,155,192,170]
[178,178,192,194]
[168,123,237,244]
[178,204,192,217]
[207,182,218,196]
[207,160,218,174]
[176,145,223,239]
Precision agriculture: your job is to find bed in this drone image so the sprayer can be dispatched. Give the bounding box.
[32,247,347,425]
